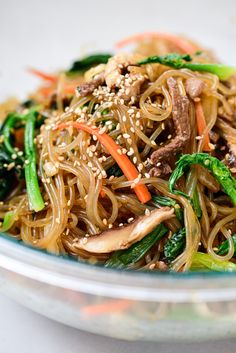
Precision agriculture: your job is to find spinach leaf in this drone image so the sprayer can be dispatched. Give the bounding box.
[152,195,183,222]
[191,252,236,272]
[164,228,186,264]
[169,153,236,205]
[67,54,112,74]
[138,53,236,80]
[105,223,168,269]
[217,234,236,256]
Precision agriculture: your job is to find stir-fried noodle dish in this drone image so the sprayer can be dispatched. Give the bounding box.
[1,32,236,272]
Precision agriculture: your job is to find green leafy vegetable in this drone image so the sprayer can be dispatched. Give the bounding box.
[138,53,236,80]
[0,210,17,232]
[169,153,236,205]
[152,195,183,222]
[217,234,236,256]
[191,252,236,272]
[107,164,123,178]
[164,228,186,264]
[192,188,202,218]
[67,54,112,74]
[105,223,168,269]
[2,112,25,163]
[24,110,44,212]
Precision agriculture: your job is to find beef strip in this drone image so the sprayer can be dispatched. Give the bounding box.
[77,73,105,97]
[149,161,172,178]
[150,77,191,165]
[185,77,205,99]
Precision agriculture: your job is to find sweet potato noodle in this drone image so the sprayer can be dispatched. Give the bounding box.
[1,33,236,272]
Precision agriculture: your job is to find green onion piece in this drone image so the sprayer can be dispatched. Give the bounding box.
[169,153,236,205]
[164,228,186,264]
[138,53,236,80]
[191,252,236,272]
[152,195,183,222]
[24,111,44,212]
[105,223,168,269]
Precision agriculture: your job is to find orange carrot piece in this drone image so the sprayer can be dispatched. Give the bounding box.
[195,101,211,152]
[100,189,106,198]
[82,299,132,315]
[55,122,152,204]
[116,32,197,54]
[28,68,58,83]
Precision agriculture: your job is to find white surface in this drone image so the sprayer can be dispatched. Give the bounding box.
[0,293,236,353]
[1,0,236,351]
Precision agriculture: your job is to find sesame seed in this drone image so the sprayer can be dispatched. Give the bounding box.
[127,217,134,223]
[127,138,133,145]
[67,200,71,206]
[195,135,203,140]
[130,127,135,133]
[7,162,15,171]
[149,263,155,270]
[82,237,88,244]
[151,141,156,146]
[11,154,17,160]
[66,228,70,235]
[117,149,122,155]
[108,224,113,229]
[123,133,130,139]
[133,156,137,164]
[128,109,135,114]
[156,162,161,167]
[103,218,108,225]
[122,115,127,122]
[119,223,124,227]
[145,173,150,178]
[167,134,172,140]
[25,159,30,165]
[127,148,134,156]
[145,208,151,216]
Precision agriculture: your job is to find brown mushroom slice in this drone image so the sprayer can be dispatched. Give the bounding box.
[75,207,174,254]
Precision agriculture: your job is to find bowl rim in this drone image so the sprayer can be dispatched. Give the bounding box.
[1,234,236,303]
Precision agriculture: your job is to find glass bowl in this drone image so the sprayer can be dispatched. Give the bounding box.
[1,0,236,343]
[1,234,236,342]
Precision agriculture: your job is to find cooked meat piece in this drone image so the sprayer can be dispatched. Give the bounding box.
[209,130,220,144]
[149,161,172,177]
[104,54,145,100]
[151,77,191,164]
[77,73,105,97]
[227,151,236,169]
[185,77,205,99]
[73,207,174,253]
[216,118,236,168]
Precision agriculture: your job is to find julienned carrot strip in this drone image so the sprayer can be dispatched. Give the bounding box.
[55,122,152,204]
[29,68,58,83]
[195,101,211,152]
[116,32,197,54]
[38,85,75,98]
[100,189,106,198]
[82,299,132,315]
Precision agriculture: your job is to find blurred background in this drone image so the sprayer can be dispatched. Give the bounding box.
[0,0,236,100]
